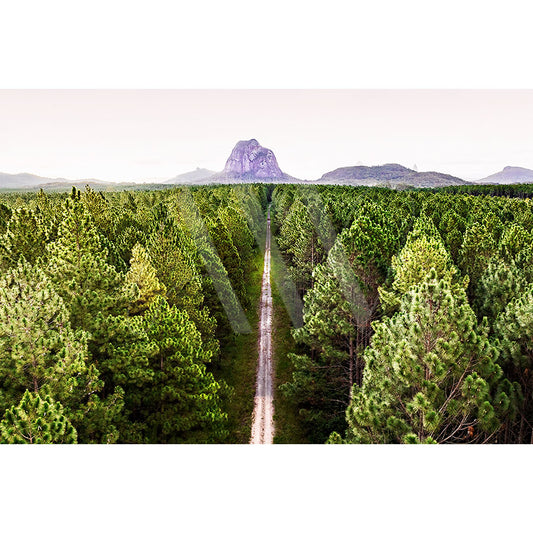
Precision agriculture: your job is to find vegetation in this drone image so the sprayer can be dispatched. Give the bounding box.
[1,181,532,443]
[0,184,264,443]
[274,184,533,444]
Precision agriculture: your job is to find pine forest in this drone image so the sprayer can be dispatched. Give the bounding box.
[0,182,532,444]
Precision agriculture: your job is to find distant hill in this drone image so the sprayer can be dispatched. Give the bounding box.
[1,146,486,191]
[0,172,143,192]
[37,179,133,191]
[164,168,216,185]
[316,163,468,188]
[477,166,533,185]
[0,172,58,189]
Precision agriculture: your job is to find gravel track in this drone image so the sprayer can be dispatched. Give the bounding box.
[250,204,274,445]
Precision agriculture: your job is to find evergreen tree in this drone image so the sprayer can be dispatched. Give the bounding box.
[475,257,529,325]
[280,211,399,441]
[459,221,498,294]
[218,204,255,270]
[2,181,532,445]
[0,207,48,272]
[126,243,167,316]
[34,189,60,242]
[0,261,101,427]
[281,260,354,442]
[196,237,250,340]
[332,270,509,444]
[498,223,533,263]
[124,297,227,443]
[44,197,135,332]
[0,390,77,444]
[147,217,218,356]
[494,285,533,443]
[0,203,11,234]
[438,210,466,264]
[278,197,325,294]
[43,195,146,442]
[208,215,247,304]
[80,186,113,236]
[380,219,467,314]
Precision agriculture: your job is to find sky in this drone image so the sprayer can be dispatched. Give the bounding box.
[1,89,533,183]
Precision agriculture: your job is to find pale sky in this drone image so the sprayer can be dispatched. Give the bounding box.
[1,90,532,183]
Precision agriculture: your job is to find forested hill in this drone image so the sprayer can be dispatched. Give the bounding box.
[317,163,468,188]
[0,182,532,444]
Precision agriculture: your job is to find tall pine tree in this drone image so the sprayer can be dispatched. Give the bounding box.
[0,391,77,444]
[122,297,227,443]
[0,260,101,430]
[331,270,509,444]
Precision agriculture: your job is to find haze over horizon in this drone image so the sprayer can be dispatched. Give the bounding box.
[1,90,533,183]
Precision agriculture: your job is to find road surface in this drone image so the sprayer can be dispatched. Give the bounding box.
[250,204,274,444]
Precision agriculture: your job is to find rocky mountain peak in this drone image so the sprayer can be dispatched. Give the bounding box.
[222,139,283,179]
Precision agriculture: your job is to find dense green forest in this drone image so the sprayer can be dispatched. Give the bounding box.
[1,183,532,443]
[0,184,267,443]
[274,183,533,444]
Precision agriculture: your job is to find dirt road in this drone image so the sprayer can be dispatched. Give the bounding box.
[250,204,274,444]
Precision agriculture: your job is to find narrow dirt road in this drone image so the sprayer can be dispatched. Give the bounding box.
[250,204,274,444]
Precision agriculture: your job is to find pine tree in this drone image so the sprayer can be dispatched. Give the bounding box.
[332,270,509,444]
[218,204,255,270]
[208,215,247,304]
[278,197,325,294]
[498,223,533,263]
[126,242,166,315]
[0,260,101,425]
[147,217,218,356]
[125,297,227,443]
[80,185,113,236]
[172,187,252,338]
[475,257,529,325]
[0,390,77,444]
[494,285,533,443]
[438,210,466,264]
[147,210,203,315]
[0,203,11,234]
[35,188,60,241]
[0,207,48,272]
[44,197,135,332]
[196,237,250,341]
[459,221,498,295]
[42,195,146,442]
[281,261,354,441]
[280,211,399,441]
[380,219,467,314]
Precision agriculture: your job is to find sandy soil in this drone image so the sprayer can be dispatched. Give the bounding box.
[250,204,274,444]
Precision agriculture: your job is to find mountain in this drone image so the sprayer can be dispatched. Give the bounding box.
[222,139,284,180]
[477,166,533,185]
[207,139,298,184]
[316,163,468,188]
[1,145,482,190]
[163,167,216,184]
[37,179,127,190]
[0,172,141,191]
[0,172,58,188]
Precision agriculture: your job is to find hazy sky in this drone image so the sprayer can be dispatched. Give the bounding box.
[1,90,532,182]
